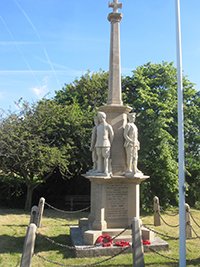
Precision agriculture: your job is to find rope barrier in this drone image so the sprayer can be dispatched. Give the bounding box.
[160,207,179,217]
[35,246,130,267]
[143,224,179,240]
[45,202,90,214]
[159,212,179,228]
[111,226,130,241]
[37,233,77,250]
[36,197,200,267]
[148,247,179,262]
[189,211,200,229]
[191,225,200,239]
[37,225,131,251]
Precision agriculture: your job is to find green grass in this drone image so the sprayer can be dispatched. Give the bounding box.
[0,207,200,267]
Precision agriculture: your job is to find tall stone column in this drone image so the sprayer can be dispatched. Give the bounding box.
[107,11,123,106]
[107,13,123,105]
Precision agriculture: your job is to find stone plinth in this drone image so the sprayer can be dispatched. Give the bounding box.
[70,226,169,257]
[84,174,149,232]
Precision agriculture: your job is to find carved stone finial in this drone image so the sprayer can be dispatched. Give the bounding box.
[109,0,122,13]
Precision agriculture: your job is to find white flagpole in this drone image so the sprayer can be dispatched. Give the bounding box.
[175,0,186,266]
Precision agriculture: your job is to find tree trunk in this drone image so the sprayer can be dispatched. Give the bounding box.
[25,185,34,211]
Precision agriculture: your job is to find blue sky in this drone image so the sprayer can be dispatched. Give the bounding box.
[0,0,200,113]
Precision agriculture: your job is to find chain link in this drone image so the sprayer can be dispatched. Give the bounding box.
[35,246,130,267]
[142,224,179,240]
[38,232,105,250]
[37,225,131,251]
[45,202,90,214]
[158,212,179,228]
[148,247,179,262]
[37,233,77,250]
[111,226,130,241]
[189,211,200,229]
[191,225,200,239]
[36,202,200,266]
[160,207,179,217]
[35,254,88,267]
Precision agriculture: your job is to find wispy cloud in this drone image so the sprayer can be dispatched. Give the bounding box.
[13,0,61,88]
[0,69,84,75]
[0,41,41,45]
[31,76,49,98]
[0,16,42,88]
[32,85,48,98]
[0,68,86,78]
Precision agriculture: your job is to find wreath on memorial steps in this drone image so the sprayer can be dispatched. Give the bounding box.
[95,234,130,247]
[95,234,151,247]
[95,234,113,247]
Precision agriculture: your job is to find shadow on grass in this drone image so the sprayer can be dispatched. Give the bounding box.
[42,208,90,221]
[0,233,76,258]
[35,233,76,258]
[0,235,24,253]
[2,224,27,227]
[0,208,29,216]
[187,257,200,266]
[145,262,178,266]
[145,258,200,266]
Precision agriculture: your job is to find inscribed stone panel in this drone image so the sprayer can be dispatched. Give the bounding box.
[106,184,128,219]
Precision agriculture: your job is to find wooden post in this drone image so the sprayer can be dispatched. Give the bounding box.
[132,217,145,267]
[20,223,37,267]
[37,197,45,228]
[153,196,161,226]
[30,206,39,225]
[185,203,192,239]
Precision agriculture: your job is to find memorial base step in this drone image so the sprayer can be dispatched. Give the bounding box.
[70,226,169,258]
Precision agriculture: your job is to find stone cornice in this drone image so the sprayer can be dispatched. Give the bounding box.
[108,12,123,23]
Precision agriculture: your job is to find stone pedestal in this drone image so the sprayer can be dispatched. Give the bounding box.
[81,174,149,244]
[86,174,149,230]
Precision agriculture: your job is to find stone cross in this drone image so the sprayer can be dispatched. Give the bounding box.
[109,0,122,13]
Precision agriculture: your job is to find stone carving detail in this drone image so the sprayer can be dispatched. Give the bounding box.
[124,113,143,176]
[87,116,98,174]
[93,111,114,177]
[109,0,122,13]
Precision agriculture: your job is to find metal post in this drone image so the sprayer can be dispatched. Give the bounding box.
[175,0,186,266]
[132,217,145,267]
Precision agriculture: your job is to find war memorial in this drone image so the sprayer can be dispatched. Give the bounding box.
[70,0,168,257]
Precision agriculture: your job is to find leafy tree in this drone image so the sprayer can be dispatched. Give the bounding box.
[0,99,89,210]
[122,62,200,208]
[32,99,93,177]
[55,70,108,110]
[184,89,200,206]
